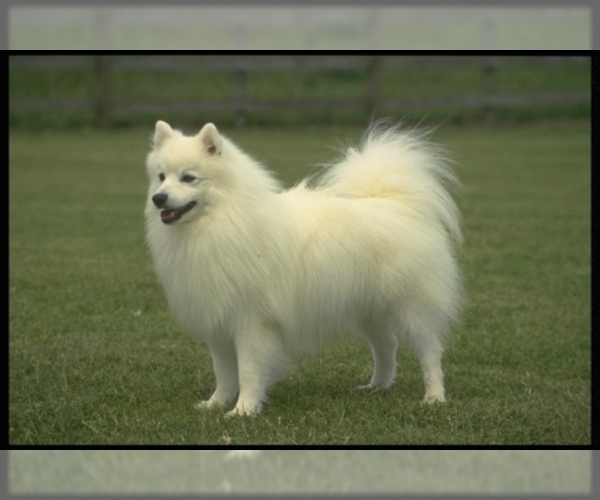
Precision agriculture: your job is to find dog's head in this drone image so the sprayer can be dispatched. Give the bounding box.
[145,121,225,225]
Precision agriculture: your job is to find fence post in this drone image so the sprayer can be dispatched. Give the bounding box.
[365,56,382,121]
[483,57,496,125]
[234,63,247,128]
[94,55,112,129]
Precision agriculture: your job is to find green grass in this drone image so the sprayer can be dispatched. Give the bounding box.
[9,450,591,493]
[9,121,590,445]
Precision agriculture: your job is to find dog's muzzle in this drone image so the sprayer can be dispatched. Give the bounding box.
[152,193,196,224]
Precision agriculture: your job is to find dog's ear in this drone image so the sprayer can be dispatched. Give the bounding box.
[154,121,174,148]
[197,123,222,156]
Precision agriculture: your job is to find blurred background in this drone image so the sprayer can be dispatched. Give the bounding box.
[9,6,591,50]
[10,450,591,494]
[9,55,591,131]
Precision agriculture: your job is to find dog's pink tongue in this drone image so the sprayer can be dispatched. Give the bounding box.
[161,209,175,220]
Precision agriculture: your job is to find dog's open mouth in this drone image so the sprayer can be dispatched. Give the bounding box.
[160,201,197,224]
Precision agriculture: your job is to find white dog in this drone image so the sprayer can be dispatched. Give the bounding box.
[145,121,461,416]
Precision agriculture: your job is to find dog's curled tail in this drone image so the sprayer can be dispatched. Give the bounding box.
[315,121,462,247]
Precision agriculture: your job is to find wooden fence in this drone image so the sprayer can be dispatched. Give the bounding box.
[9,55,590,128]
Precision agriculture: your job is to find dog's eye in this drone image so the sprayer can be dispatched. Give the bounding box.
[158,173,165,182]
[181,175,196,183]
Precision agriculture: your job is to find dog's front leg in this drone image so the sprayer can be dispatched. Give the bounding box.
[195,340,239,410]
[226,319,289,417]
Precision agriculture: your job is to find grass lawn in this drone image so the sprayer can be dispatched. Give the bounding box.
[9,121,590,445]
[9,450,591,493]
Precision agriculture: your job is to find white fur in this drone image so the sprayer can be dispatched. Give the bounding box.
[145,121,462,416]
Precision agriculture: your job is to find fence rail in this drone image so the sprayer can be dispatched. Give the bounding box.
[9,55,590,128]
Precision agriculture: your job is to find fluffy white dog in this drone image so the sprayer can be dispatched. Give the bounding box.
[145,121,462,416]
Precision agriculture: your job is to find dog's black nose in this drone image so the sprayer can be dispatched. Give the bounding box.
[152,193,168,208]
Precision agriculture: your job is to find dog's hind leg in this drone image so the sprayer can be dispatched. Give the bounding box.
[356,318,399,390]
[414,340,446,403]
[405,313,447,403]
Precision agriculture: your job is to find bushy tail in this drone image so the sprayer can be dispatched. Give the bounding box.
[314,121,462,247]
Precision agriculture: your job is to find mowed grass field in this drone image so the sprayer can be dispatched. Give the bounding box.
[9,121,590,445]
[9,450,591,494]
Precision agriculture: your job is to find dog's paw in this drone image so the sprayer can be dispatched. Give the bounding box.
[194,399,224,410]
[354,383,381,391]
[225,402,262,417]
[421,392,446,403]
